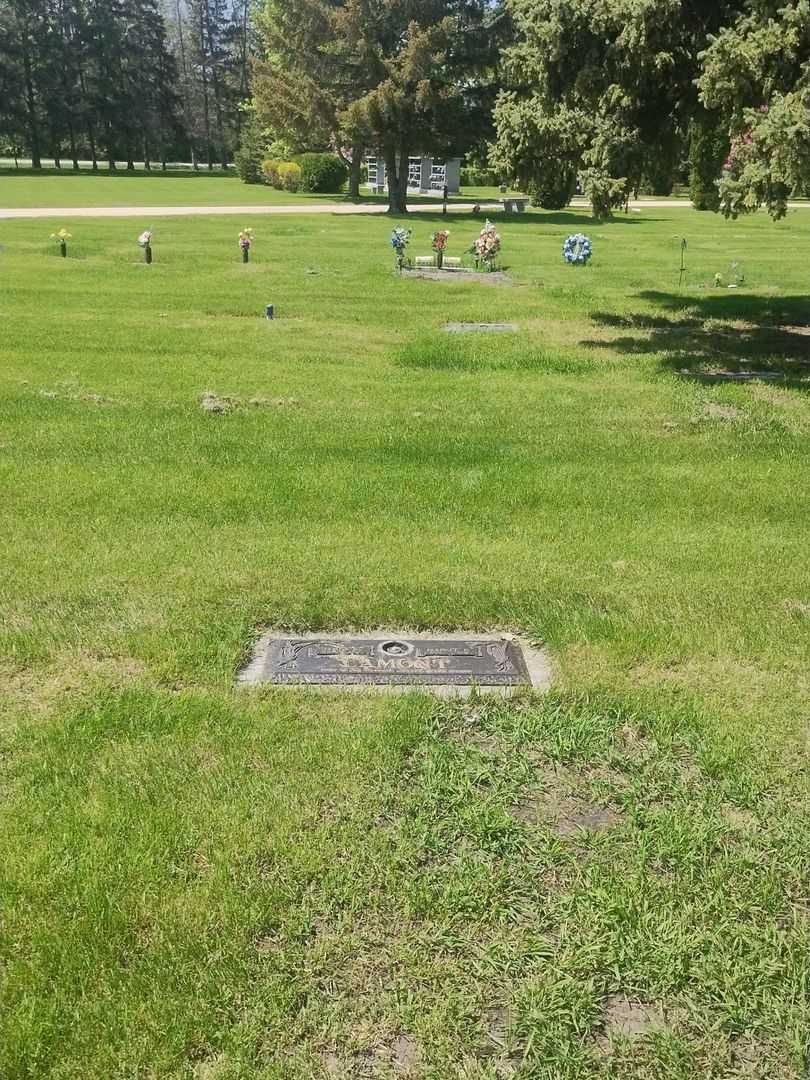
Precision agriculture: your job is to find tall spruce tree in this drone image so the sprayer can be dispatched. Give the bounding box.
[492,0,744,218]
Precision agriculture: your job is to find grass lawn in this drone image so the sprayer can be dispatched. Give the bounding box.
[0,167,512,209]
[1,204,809,1079]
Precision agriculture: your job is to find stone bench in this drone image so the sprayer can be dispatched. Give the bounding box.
[501,198,528,213]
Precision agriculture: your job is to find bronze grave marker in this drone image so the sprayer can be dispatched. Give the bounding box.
[241,635,534,689]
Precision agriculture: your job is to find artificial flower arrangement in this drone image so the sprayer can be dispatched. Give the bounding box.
[390,225,411,272]
[239,228,254,263]
[470,219,501,270]
[50,228,71,257]
[715,261,745,288]
[562,233,592,265]
[431,229,450,269]
[138,229,153,264]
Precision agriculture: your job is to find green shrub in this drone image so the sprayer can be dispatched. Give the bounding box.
[527,171,576,209]
[234,116,266,184]
[261,159,283,187]
[460,166,499,187]
[580,169,628,220]
[689,111,728,211]
[298,152,348,193]
[277,161,302,192]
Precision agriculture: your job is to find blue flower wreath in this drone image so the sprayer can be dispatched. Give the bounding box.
[563,233,592,265]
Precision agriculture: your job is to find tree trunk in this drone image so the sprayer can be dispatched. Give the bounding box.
[68,122,79,170]
[22,48,42,169]
[198,4,213,169]
[385,148,409,213]
[348,145,363,200]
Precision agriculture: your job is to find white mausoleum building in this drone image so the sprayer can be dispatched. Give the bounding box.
[365,155,461,194]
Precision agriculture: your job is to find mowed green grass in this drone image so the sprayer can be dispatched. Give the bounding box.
[1,206,809,1079]
[0,168,506,209]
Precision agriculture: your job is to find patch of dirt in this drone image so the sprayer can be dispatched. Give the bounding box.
[255,933,279,956]
[319,1050,344,1076]
[719,803,758,831]
[595,995,666,1053]
[200,390,237,414]
[193,1055,230,1080]
[451,725,510,756]
[358,1034,423,1075]
[481,1005,511,1050]
[618,722,657,761]
[584,764,632,795]
[200,391,300,414]
[391,1035,422,1072]
[512,769,622,837]
[704,402,743,420]
[730,1035,786,1078]
[782,599,810,618]
[779,324,810,337]
[38,383,120,406]
[402,268,513,286]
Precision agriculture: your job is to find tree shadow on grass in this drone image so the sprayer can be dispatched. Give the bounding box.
[582,290,810,391]
[391,208,645,228]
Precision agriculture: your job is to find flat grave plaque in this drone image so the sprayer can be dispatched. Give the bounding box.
[245,635,533,688]
[445,322,519,333]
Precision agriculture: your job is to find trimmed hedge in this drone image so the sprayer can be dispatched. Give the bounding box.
[298,152,349,193]
[277,161,302,192]
[460,165,500,187]
[262,158,302,191]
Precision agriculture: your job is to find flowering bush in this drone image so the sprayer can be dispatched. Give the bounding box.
[390,225,411,272]
[50,227,71,256]
[562,233,592,265]
[471,219,501,269]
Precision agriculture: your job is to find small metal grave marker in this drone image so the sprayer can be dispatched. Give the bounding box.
[445,322,519,333]
[239,633,550,693]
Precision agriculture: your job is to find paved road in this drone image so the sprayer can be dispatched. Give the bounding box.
[1,199,807,219]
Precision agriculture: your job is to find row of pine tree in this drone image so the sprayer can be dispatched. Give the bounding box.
[0,0,253,169]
